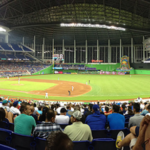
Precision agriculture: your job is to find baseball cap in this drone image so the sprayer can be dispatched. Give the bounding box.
[2,100,8,104]
[72,110,82,120]
[60,108,67,113]
[13,101,18,107]
[93,104,100,111]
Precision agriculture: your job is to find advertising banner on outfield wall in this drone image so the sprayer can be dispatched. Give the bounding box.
[100,71,125,75]
[54,71,63,74]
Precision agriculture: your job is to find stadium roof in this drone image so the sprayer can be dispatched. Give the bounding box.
[0,0,150,45]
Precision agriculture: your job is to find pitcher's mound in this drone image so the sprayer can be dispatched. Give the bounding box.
[12,84,24,86]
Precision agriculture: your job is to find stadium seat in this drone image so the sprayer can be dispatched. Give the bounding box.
[92,130,108,139]
[0,121,9,130]
[11,133,35,150]
[0,128,13,146]
[73,141,90,150]
[9,123,14,132]
[0,144,16,150]
[59,124,69,129]
[35,137,46,150]
[92,138,116,150]
[107,128,130,139]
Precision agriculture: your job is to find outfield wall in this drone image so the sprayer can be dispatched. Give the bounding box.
[33,65,53,75]
[86,63,120,71]
[132,69,150,75]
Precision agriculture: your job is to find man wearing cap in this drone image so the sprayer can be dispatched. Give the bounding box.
[64,110,93,141]
[1,100,10,112]
[85,104,106,130]
[55,108,69,124]
[10,101,21,115]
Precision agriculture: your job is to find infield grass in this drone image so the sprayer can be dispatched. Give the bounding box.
[0,74,150,101]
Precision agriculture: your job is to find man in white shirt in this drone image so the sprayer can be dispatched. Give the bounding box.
[135,97,142,103]
[72,86,74,91]
[10,101,21,115]
[55,108,69,124]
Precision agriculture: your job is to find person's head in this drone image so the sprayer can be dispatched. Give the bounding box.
[71,110,82,123]
[60,108,67,115]
[67,105,71,110]
[92,104,100,113]
[40,107,49,121]
[122,103,126,109]
[2,100,8,106]
[46,109,55,122]
[34,103,36,107]
[45,131,73,150]
[30,104,35,115]
[20,102,31,115]
[147,104,150,113]
[105,106,109,113]
[88,104,93,111]
[0,98,2,102]
[0,108,6,121]
[133,103,140,113]
[13,101,19,108]
[74,105,80,111]
[112,105,120,113]
[38,106,42,111]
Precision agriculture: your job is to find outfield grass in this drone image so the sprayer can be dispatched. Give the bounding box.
[1,74,150,101]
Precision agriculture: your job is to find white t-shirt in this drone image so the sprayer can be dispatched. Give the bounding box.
[71,107,74,111]
[55,115,69,124]
[33,107,38,115]
[1,105,10,112]
[45,93,48,96]
[56,107,63,114]
[10,106,20,115]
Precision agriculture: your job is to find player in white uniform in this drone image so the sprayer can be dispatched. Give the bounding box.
[7,75,9,79]
[45,92,48,98]
[72,86,74,91]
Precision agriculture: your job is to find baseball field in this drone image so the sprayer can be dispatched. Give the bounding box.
[0,74,150,102]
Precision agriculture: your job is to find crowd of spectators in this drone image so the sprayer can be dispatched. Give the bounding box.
[0,97,150,150]
[0,62,50,77]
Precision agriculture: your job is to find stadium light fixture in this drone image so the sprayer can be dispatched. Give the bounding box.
[60,23,126,31]
[0,27,6,32]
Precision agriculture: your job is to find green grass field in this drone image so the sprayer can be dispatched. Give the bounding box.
[0,74,150,101]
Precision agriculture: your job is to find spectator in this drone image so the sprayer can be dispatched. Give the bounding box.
[104,106,112,115]
[68,105,85,123]
[0,108,9,123]
[56,104,62,115]
[140,104,149,116]
[85,104,106,130]
[66,105,72,118]
[45,131,73,150]
[85,104,93,119]
[55,108,69,124]
[64,110,93,141]
[9,101,21,115]
[128,103,144,128]
[122,103,127,114]
[14,102,36,136]
[39,107,49,122]
[37,106,42,115]
[146,105,150,116]
[107,105,125,130]
[33,109,62,139]
[116,115,150,150]
[30,104,38,123]
[33,103,39,115]
[1,100,10,112]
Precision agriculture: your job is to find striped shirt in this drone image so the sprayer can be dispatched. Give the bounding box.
[33,121,62,139]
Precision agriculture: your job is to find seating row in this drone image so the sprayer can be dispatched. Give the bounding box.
[0,128,130,150]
